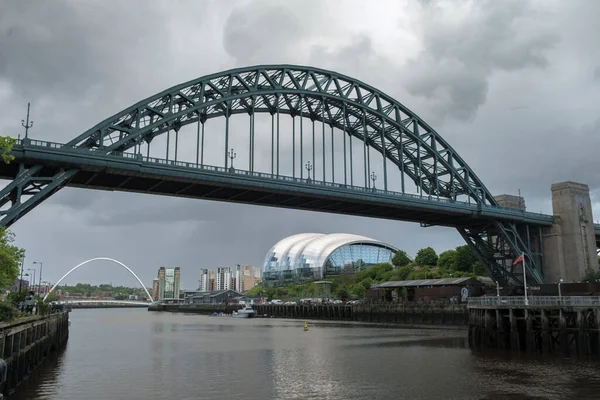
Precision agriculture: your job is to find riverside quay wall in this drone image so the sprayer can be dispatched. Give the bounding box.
[148,303,469,326]
[468,296,600,356]
[0,311,69,396]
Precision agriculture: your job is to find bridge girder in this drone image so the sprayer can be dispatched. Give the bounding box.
[2,65,551,285]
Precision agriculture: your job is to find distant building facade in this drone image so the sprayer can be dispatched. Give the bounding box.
[197,266,262,293]
[199,269,209,292]
[183,289,243,305]
[157,267,181,300]
[152,279,160,301]
[216,267,232,291]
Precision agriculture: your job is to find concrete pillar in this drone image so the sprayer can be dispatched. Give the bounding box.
[544,181,598,283]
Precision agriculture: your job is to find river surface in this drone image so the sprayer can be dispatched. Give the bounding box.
[9,308,600,400]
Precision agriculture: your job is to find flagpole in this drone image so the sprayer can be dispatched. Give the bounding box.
[522,252,529,306]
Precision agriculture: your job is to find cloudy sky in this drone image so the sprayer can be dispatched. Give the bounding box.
[0,0,598,290]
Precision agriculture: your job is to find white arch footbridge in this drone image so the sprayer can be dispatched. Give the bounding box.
[43,257,153,302]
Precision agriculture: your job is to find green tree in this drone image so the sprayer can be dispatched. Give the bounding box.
[334,286,349,300]
[455,245,484,274]
[395,265,414,281]
[415,247,438,266]
[0,137,16,164]
[349,283,366,298]
[0,228,25,290]
[437,250,458,270]
[392,250,411,267]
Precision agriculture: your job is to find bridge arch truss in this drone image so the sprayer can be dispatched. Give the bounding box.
[3,66,548,285]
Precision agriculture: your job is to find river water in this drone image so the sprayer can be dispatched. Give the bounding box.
[9,308,600,400]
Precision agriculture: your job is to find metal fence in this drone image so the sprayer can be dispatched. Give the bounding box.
[468,296,600,308]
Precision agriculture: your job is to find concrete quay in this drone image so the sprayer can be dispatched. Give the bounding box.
[468,296,600,355]
[0,312,70,396]
[148,303,469,326]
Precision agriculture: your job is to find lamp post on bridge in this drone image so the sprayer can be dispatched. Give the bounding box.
[21,102,34,140]
[370,171,377,191]
[305,161,312,183]
[33,261,43,298]
[228,148,236,172]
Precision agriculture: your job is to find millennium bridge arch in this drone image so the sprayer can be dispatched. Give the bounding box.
[43,257,153,302]
[1,65,558,285]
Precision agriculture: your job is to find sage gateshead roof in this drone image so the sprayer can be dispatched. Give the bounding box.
[262,233,397,287]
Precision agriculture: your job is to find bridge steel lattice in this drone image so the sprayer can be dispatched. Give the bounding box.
[0,65,589,285]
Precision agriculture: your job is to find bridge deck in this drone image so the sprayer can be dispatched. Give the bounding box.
[1,140,557,228]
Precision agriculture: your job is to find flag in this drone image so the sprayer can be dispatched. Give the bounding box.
[512,254,524,265]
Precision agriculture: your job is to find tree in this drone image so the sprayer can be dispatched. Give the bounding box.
[334,286,349,300]
[455,245,481,273]
[349,283,366,298]
[0,137,16,164]
[437,250,458,270]
[415,247,438,266]
[392,250,411,267]
[395,265,414,281]
[0,228,25,290]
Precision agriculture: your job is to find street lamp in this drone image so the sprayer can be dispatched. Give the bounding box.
[558,278,564,304]
[370,171,377,190]
[18,257,25,293]
[228,148,236,171]
[496,281,500,297]
[27,268,36,294]
[305,161,313,182]
[33,261,43,298]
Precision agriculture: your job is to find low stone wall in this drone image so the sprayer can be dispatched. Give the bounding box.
[0,311,70,396]
[149,303,469,325]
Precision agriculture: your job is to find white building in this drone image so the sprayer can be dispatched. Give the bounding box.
[234,264,242,293]
[216,267,232,291]
[198,269,209,292]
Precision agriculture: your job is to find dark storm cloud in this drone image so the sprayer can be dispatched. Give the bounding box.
[0,0,168,100]
[402,0,558,121]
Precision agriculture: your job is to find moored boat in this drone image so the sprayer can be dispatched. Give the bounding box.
[231,305,256,318]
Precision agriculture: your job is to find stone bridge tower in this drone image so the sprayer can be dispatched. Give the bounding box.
[543,181,598,283]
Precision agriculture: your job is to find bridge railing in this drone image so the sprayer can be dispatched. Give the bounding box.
[468,296,600,308]
[16,139,554,221]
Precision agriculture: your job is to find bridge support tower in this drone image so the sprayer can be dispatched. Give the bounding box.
[543,181,598,283]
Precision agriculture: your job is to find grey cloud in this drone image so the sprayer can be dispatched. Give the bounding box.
[402,0,558,121]
[223,1,305,64]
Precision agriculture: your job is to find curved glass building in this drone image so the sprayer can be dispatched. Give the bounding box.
[262,233,397,287]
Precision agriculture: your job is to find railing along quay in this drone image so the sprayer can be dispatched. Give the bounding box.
[468,296,600,308]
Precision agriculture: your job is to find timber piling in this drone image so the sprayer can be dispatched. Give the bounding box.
[0,311,70,396]
[149,303,469,326]
[468,296,600,355]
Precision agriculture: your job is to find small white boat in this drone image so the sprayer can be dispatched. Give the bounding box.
[232,305,256,319]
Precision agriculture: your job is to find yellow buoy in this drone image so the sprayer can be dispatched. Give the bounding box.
[303,321,309,331]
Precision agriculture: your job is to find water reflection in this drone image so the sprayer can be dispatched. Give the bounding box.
[9,309,600,400]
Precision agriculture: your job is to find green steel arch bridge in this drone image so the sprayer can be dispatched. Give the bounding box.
[0,65,597,285]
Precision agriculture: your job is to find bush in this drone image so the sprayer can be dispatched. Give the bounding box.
[0,302,20,322]
[36,299,52,316]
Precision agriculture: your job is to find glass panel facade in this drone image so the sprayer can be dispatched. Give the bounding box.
[164,268,175,299]
[263,233,396,287]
